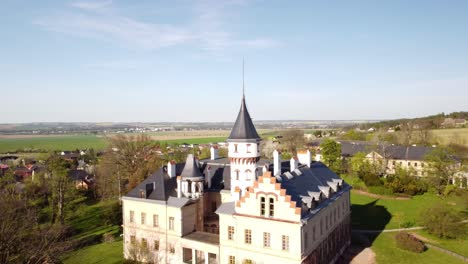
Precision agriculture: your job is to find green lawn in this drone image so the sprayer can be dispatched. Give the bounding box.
[63,238,123,264]
[67,199,121,245]
[350,191,465,230]
[0,135,108,153]
[413,229,468,257]
[371,232,465,264]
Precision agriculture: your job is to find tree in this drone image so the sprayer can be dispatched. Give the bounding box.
[46,154,75,224]
[280,130,305,155]
[96,134,164,200]
[0,193,69,263]
[420,203,466,239]
[320,139,342,173]
[424,147,458,195]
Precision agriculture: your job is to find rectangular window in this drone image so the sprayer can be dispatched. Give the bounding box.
[141,212,146,225]
[228,226,235,240]
[169,217,175,230]
[269,198,274,217]
[141,238,147,248]
[130,235,136,244]
[139,190,145,198]
[282,235,289,251]
[229,256,236,264]
[260,197,265,216]
[245,229,252,244]
[263,232,270,247]
[313,226,316,241]
[129,210,134,223]
[234,144,238,153]
[246,144,251,153]
[153,214,159,227]
[154,240,159,250]
[244,260,253,264]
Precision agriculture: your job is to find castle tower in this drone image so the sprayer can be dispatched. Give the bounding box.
[227,94,261,199]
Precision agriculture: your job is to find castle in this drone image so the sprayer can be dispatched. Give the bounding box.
[122,93,351,264]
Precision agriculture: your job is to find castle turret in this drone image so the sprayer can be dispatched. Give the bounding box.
[227,94,261,199]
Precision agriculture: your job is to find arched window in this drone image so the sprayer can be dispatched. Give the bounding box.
[245,169,252,180]
[260,197,266,216]
[269,197,275,217]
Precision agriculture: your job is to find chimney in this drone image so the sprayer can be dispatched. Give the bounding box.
[176,176,182,198]
[206,166,212,188]
[290,157,299,172]
[168,161,176,178]
[273,150,282,176]
[297,149,311,167]
[210,145,219,160]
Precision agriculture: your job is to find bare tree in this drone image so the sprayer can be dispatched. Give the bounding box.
[96,134,163,200]
[0,193,69,264]
[280,129,306,155]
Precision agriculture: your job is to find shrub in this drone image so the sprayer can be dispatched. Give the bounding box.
[401,220,416,228]
[420,203,466,239]
[102,232,115,243]
[395,231,425,253]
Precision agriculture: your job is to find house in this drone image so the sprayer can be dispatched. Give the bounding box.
[312,140,461,177]
[122,93,351,264]
[68,169,95,189]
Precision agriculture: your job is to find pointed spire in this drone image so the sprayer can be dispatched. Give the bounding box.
[227,61,261,142]
[180,154,204,180]
[242,57,245,99]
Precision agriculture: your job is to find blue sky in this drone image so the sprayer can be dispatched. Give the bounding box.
[1,0,467,123]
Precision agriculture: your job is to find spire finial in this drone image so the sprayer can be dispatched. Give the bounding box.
[242,57,245,99]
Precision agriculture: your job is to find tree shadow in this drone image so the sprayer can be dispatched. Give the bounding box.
[338,199,391,264]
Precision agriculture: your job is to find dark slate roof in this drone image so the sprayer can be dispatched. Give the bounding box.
[337,141,437,161]
[68,169,88,181]
[180,154,204,180]
[125,164,182,201]
[227,96,261,142]
[274,162,349,212]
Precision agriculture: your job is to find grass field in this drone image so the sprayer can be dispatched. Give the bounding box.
[431,128,468,146]
[371,232,465,264]
[161,136,227,144]
[413,229,468,257]
[0,135,108,153]
[63,238,123,264]
[350,191,465,230]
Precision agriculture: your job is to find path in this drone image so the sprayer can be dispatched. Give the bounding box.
[353,190,410,200]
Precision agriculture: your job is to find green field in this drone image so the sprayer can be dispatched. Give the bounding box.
[371,232,465,264]
[0,135,109,153]
[161,136,227,144]
[430,128,468,147]
[63,238,123,264]
[350,191,465,230]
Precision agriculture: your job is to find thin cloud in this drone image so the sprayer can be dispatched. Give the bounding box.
[34,1,279,51]
[71,0,113,11]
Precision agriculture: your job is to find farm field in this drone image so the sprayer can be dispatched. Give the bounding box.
[431,128,468,146]
[0,135,109,153]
